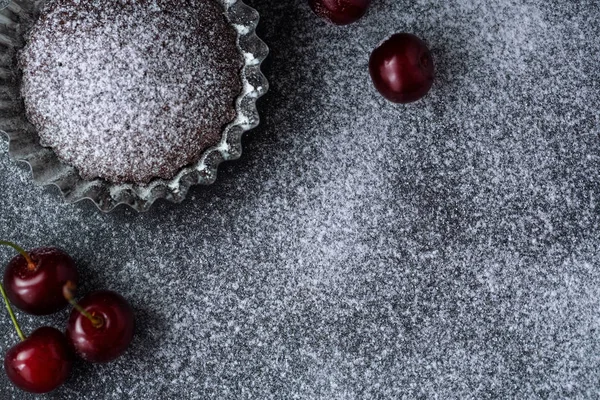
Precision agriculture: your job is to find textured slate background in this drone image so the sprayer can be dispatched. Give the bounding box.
[1,0,599,398]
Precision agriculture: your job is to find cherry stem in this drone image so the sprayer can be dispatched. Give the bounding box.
[0,240,35,270]
[63,282,103,329]
[0,282,25,341]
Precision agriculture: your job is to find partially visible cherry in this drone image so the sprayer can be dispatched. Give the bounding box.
[65,285,135,363]
[1,283,72,393]
[369,33,435,103]
[4,327,73,394]
[308,0,371,25]
[2,242,78,315]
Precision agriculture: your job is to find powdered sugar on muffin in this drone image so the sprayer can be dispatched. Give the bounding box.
[20,0,243,183]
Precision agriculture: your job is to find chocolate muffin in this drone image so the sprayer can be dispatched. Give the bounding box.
[19,0,243,184]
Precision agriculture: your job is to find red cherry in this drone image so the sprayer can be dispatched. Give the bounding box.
[369,33,435,103]
[2,244,78,315]
[4,327,73,394]
[66,289,135,363]
[308,0,371,25]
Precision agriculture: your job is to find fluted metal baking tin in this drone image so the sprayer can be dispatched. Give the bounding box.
[0,0,269,212]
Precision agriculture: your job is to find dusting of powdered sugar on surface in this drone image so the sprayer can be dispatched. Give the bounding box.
[1,0,600,399]
[19,0,243,184]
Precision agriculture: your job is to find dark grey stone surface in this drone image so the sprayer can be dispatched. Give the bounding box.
[1,0,599,398]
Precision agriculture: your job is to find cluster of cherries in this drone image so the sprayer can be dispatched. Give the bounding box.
[0,241,134,394]
[309,0,435,103]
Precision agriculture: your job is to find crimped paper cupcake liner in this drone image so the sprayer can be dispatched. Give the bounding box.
[0,0,268,212]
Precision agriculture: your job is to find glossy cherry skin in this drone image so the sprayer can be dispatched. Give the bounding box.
[3,247,78,315]
[369,33,435,103]
[66,290,135,363]
[4,327,73,393]
[308,0,371,25]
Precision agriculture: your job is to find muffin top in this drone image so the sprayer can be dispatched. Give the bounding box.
[20,0,243,184]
